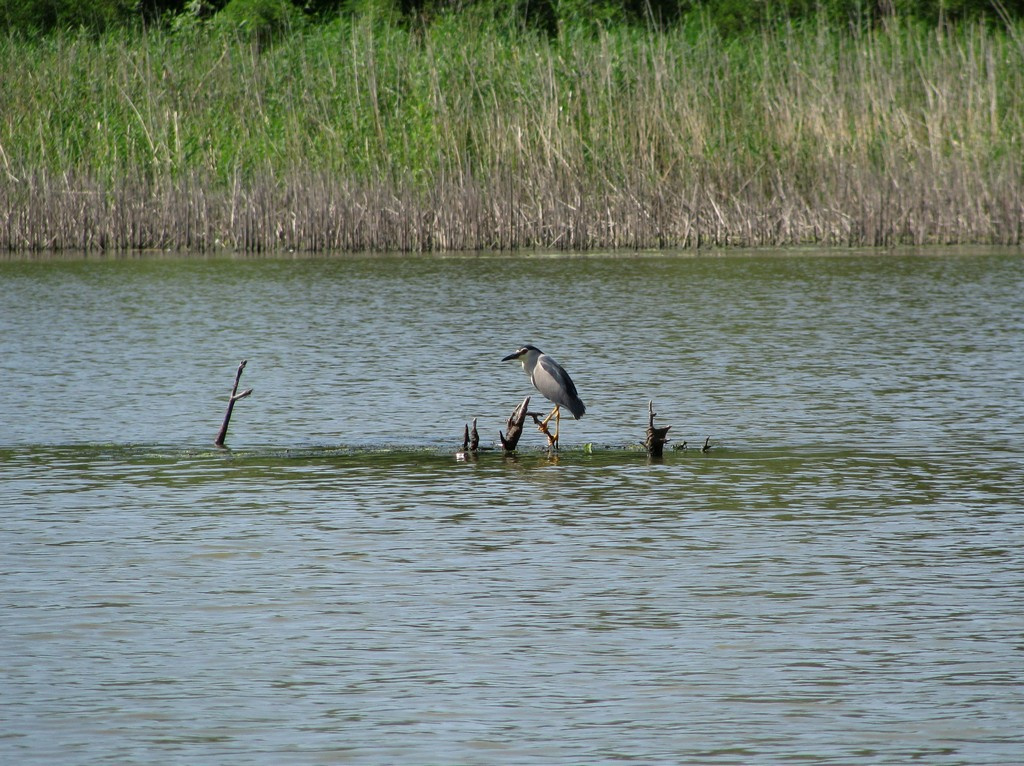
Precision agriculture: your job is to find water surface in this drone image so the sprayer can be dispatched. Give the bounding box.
[2,250,1023,764]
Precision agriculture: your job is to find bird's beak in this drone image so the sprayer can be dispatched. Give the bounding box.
[501,352,520,362]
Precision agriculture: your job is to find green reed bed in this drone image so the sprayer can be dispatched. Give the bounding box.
[2,15,1022,251]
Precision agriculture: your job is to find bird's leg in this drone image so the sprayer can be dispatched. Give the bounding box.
[539,405,560,449]
[540,404,559,428]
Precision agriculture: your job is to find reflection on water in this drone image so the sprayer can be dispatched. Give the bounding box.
[2,250,1023,765]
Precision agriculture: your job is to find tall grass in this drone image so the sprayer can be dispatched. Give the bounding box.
[2,15,1022,251]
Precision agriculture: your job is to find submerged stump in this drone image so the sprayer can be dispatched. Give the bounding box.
[644,400,672,457]
[499,397,532,452]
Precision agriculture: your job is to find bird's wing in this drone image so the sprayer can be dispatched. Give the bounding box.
[533,354,579,407]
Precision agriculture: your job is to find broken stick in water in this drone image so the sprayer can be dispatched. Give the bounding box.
[645,399,672,457]
[457,418,481,460]
[214,359,253,448]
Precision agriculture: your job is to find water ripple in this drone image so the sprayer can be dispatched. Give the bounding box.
[3,252,1023,765]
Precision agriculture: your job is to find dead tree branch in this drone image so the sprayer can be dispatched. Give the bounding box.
[214,360,251,448]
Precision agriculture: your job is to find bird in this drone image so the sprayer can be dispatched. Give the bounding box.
[502,345,585,448]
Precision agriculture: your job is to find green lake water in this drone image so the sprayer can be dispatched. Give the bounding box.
[2,249,1022,764]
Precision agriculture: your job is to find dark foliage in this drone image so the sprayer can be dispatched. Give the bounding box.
[3,0,1022,36]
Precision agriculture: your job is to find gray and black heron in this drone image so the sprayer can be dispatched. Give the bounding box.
[502,345,586,448]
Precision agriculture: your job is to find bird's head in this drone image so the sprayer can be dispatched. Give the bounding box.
[501,345,542,367]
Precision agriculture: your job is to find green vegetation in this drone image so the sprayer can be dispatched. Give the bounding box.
[2,5,1022,251]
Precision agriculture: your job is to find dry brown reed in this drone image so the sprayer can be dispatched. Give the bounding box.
[5,159,1018,253]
